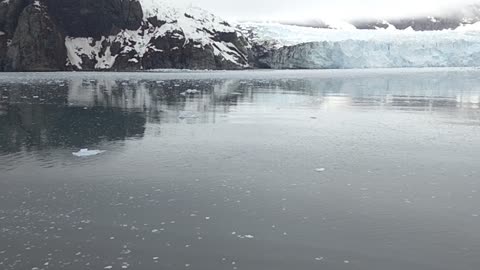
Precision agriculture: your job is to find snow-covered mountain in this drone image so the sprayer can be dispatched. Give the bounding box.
[65,0,251,70]
[0,0,251,71]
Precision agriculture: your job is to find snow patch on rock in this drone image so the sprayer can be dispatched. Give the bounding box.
[65,37,118,69]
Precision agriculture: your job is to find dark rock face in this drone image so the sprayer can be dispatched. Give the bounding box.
[5,2,66,71]
[45,0,143,37]
[0,33,7,69]
[0,0,29,38]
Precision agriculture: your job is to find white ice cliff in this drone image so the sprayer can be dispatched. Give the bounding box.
[245,22,480,69]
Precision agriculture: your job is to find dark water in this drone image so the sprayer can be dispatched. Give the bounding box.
[1,69,479,270]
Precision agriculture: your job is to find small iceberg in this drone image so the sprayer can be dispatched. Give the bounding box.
[72,149,106,157]
[180,89,200,96]
[186,89,200,94]
[178,112,199,119]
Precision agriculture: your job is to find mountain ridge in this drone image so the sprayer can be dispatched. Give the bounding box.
[0,0,252,71]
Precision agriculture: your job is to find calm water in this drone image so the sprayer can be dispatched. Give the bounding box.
[1,69,480,270]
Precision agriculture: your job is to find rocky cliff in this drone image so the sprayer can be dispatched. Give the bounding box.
[0,0,252,71]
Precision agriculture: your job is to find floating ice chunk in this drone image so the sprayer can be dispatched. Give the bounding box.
[104,266,113,269]
[186,89,200,94]
[178,112,199,119]
[236,233,254,239]
[315,168,326,172]
[315,257,324,261]
[72,149,106,157]
[180,89,200,96]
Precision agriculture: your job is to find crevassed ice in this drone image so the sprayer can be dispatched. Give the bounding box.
[247,22,480,69]
[264,39,480,69]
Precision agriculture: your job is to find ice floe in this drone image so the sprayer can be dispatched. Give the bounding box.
[72,149,106,157]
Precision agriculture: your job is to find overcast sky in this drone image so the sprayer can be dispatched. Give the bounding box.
[174,0,478,20]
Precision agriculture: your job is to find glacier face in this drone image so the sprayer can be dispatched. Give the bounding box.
[260,39,480,69]
[246,23,480,69]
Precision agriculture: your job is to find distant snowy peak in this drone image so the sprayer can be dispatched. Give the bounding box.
[274,3,480,31]
[353,3,480,31]
[65,0,251,70]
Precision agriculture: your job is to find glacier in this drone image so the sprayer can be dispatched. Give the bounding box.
[246,22,480,69]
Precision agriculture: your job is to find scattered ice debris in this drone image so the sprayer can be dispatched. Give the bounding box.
[72,148,106,157]
[315,168,326,172]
